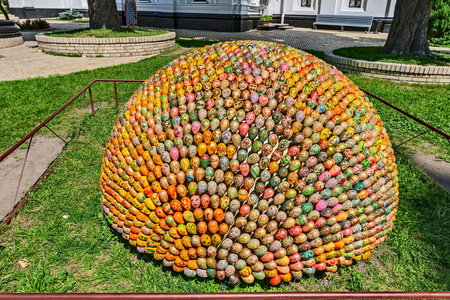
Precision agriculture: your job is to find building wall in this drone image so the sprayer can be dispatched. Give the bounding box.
[9,0,396,32]
[116,0,261,32]
[9,0,88,18]
[267,0,395,32]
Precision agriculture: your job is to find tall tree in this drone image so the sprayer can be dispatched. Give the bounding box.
[0,0,9,20]
[381,0,433,57]
[87,0,120,29]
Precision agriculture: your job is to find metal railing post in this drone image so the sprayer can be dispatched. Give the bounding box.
[89,86,95,118]
[114,81,119,108]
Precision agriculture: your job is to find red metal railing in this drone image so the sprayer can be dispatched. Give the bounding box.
[361,88,450,143]
[0,79,144,225]
[1,80,449,227]
[0,291,449,299]
[0,79,144,163]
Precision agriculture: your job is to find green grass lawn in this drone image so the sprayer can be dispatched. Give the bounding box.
[0,42,449,292]
[176,38,220,48]
[0,55,176,153]
[0,107,448,292]
[46,28,168,38]
[347,75,450,161]
[333,46,450,66]
[45,18,90,23]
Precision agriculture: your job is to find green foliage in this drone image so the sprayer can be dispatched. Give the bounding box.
[260,15,272,22]
[42,50,83,57]
[333,46,450,66]
[303,49,324,60]
[1,0,8,14]
[175,38,220,48]
[14,264,76,293]
[58,9,84,20]
[429,35,450,48]
[17,19,50,30]
[428,0,450,38]
[46,27,167,38]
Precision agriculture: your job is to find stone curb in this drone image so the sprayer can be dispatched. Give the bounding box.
[324,52,450,84]
[36,31,176,57]
[0,35,23,48]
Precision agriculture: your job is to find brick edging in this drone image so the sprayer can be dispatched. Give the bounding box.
[0,35,23,48]
[324,52,450,84]
[36,32,176,57]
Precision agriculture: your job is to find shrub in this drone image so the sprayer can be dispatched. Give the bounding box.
[17,19,50,30]
[429,35,450,48]
[58,9,84,20]
[428,0,450,38]
[1,0,9,14]
[260,15,272,22]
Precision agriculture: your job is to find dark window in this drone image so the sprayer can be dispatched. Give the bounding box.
[349,0,362,8]
[301,0,312,7]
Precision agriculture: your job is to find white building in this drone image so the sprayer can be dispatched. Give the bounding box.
[9,0,396,32]
[9,0,89,19]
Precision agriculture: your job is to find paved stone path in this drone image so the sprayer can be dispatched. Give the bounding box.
[0,21,146,82]
[171,27,388,52]
[1,21,389,82]
[0,136,65,221]
[0,41,148,81]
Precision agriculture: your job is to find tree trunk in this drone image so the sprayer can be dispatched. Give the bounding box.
[0,3,9,20]
[87,0,120,29]
[381,0,433,57]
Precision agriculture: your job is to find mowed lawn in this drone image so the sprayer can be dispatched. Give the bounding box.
[0,46,449,292]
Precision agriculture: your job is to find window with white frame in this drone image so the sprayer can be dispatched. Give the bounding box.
[300,0,312,7]
[295,0,316,10]
[348,0,362,8]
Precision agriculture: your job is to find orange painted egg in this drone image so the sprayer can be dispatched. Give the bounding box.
[208,220,219,234]
[200,234,211,246]
[197,221,207,235]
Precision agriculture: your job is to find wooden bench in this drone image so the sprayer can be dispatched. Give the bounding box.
[313,15,374,32]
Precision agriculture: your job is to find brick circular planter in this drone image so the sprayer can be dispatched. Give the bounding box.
[36,31,176,57]
[324,52,450,84]
[0,20,24,49]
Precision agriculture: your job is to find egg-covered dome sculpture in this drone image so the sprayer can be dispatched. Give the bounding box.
[100,41,399,286]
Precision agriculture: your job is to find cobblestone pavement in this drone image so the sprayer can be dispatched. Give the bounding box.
[170,27,388,52]
[1,22,389,82]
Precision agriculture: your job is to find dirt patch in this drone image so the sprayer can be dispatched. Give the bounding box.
[16,216,35,230]
[411,153,450,192]
[161,47,190,57]
[73,101,111,115]
[0,136,65,222]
